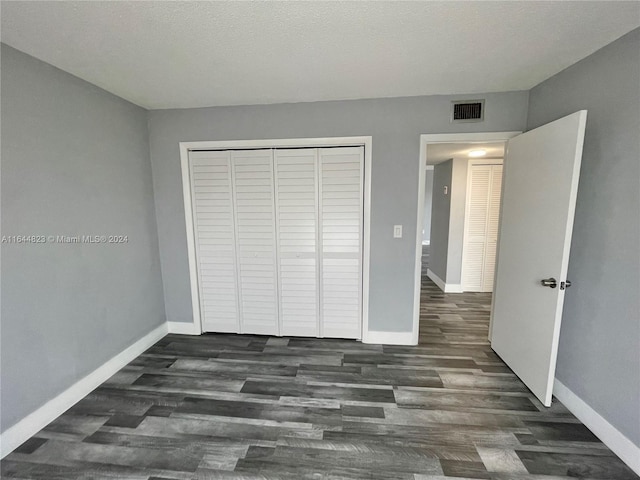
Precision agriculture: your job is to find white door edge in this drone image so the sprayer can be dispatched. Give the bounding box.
[542,111,588,405]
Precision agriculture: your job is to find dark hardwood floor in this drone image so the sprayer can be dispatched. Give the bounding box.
[2,247,637,479]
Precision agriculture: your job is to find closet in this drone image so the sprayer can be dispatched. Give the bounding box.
[461,162,503,292]
[188,146,364,339]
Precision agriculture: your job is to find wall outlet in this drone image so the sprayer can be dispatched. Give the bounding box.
[393,225,403,238]
[444,185,449,195]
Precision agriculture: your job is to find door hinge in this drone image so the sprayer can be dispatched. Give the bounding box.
[560,280,572,290]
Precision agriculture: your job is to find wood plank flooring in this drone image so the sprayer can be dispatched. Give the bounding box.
[2,247,637,479]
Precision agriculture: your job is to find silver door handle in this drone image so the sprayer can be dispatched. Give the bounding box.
[541,277,557,288]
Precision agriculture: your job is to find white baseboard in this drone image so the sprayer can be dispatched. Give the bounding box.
[426,268,463,293]
[0,323,168,458]
[554,378,640,475]
[167,321,201,335]
[363,330,417,345]
[426,268,446,290]
[444,283,463,293]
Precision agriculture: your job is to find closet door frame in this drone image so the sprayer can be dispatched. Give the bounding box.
[180,137,372,339]
[461,158,504,293]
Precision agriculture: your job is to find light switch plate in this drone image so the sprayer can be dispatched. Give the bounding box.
[393,225,403,238]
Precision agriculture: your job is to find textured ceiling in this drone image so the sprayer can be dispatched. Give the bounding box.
[2,1,639,109]
[427,143,506,165]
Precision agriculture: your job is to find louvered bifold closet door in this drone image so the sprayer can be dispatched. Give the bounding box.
[319,147,364,339]
[462,165,491,292]
[231,150,279,335]
[274,149,319,337]
[482,165,503,292]
[189,150,240,333]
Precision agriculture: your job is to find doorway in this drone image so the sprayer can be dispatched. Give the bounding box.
[414,112,587,407]
[412,132,520,341]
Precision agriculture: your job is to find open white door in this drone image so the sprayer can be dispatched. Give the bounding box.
[490,111,587,407]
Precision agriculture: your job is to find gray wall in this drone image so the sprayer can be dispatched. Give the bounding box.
[427,161,452,281]
[0,45,166,432]
[445,158,470,285]
[422,169,434,243]
[427,158,469,286]
[527,28,640,446]
[148,92,529,332]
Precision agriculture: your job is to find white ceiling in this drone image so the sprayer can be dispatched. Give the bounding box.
[427,142,506,165]
[2,1,638,110]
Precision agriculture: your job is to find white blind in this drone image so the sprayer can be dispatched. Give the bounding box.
[319,147,363,339]
[189,150,239,333]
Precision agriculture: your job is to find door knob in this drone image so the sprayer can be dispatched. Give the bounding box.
[540,277,557,288]
[560,280,572,290]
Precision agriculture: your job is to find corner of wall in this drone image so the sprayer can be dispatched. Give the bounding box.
[144,109,170,326]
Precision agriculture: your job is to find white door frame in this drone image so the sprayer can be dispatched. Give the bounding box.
[460,158,504,293]
[413,132,521,343]
[180,136,373,339]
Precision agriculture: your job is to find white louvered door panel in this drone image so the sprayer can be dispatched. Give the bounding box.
[274,149,319,337]
[189,150,240,333]
[231,150,279,335]
[462,165,491,292]
[482,165,503,292]
[318,147,364,339]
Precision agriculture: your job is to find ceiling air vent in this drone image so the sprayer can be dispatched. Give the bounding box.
[451,100,484,123]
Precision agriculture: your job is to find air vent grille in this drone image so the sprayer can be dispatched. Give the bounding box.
[452,100,484,122]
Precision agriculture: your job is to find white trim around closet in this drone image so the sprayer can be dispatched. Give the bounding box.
[179,137,372,340]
